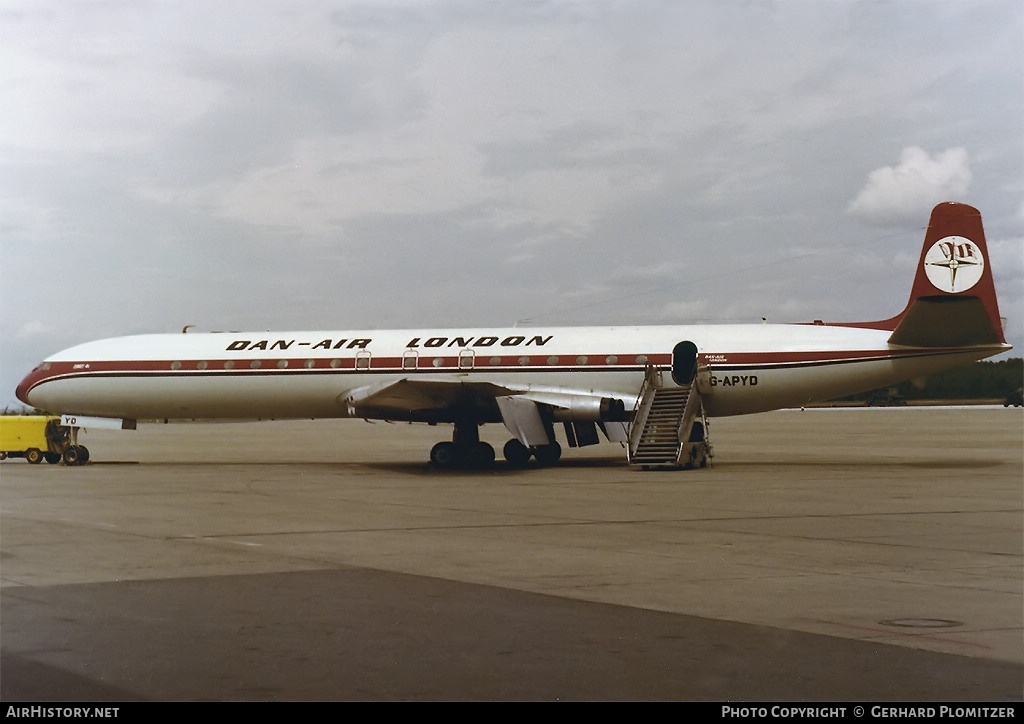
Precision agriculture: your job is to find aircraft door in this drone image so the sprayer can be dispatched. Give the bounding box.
[671,341,698,385]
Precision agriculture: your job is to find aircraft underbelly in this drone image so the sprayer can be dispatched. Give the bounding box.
[27,369,646,421]
[28,375,350,420]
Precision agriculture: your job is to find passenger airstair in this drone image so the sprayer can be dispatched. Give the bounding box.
[627,363,711,469]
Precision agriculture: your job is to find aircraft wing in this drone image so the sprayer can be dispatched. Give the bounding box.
[343,377,631,446]
[344,377,514,422]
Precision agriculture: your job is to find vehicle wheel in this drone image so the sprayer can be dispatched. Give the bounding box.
[533,442,562,466]
[78,446,90,463]
[26,448,42,464]
[0,452,7,461]
[44,452,61,464]
[430,441,460,468]
[62,446,82,466]
[503,439,531,467]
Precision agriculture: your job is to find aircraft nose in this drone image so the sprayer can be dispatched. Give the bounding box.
[16,377,32,406]
[16,366,42,407]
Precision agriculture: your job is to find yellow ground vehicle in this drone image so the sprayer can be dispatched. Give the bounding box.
[0,416,88,465]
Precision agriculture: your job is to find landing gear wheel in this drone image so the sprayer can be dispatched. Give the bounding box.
[533,442,562,466]
[465,442,496,469]
[63,446,80,466]
[503,439,531,467]
[430,441,460,469]
[62,445,89,466]
[26,448,42,464]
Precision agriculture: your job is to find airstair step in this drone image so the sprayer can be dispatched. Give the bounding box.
[628,378,703,467]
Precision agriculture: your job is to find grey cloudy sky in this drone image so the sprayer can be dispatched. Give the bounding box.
[2,0,1022,409]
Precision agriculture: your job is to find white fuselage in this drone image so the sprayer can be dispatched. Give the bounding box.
[18,323,1005,422]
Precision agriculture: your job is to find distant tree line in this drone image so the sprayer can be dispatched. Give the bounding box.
[839,357,1022,402]
[0,407,52,416]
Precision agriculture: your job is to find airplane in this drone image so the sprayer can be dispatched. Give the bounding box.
[15,201,1011,469]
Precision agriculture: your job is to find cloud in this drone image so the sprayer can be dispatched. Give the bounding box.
[1,1,1021,410]
[847,147,972,225]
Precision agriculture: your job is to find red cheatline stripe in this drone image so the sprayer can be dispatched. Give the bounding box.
[20,346,991,397]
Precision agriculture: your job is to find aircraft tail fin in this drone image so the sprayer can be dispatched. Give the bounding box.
[848,202,1007,347]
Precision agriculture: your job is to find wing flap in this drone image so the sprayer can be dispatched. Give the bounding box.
[496,395,552,447]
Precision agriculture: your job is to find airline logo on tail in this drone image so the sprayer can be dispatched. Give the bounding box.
[924,236,984,293]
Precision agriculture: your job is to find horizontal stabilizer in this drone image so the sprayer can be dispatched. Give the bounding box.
[888,296,1004,347]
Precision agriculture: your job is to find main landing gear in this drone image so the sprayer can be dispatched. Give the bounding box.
[501,438,561,468]
[429,422,562,470]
